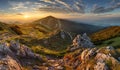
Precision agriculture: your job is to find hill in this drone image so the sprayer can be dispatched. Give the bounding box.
[90,26,120,49]
[34,16,102,34]
[90,26,120,42]
[0,22,14,33]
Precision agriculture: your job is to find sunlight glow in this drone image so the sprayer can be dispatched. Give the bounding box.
[24,15,30,18]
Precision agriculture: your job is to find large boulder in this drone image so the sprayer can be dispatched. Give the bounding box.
[72,33,94,48]
[0,42,14,56]
[0,42,22,70]
[0,55,22,70]
[0,40,43,70]
[9,40,42,60]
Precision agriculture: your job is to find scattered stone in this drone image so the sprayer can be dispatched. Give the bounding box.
[60,31,66,39]
[53,63,59,67]
[56,66,64,70]
[33,65,40,70]
[60,30,72,40]
[106,46,114,51]
[94,61,108,70]
[48,66,55,70]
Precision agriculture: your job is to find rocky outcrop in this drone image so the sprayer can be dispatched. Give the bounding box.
[64,46,120,70]
[0,42,22,70]
[81,48,97,61]
[0,55,22,70]
[72,33,94,48]
[60,30,73,40]
[0,40,43,70]
[68,33,95,52]
[10,40,42,60]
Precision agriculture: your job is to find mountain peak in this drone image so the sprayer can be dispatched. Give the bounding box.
[35,15,57,22]
[45,15,56,19]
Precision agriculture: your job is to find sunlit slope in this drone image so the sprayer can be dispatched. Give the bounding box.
[90,26,120,48]
[91,26,120,42]
[0,22,14,33]
[0,22,18,41]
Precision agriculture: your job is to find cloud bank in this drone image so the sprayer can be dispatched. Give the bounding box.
[0,0,119,14]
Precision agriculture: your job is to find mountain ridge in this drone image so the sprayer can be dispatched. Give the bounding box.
[33,16,103,34]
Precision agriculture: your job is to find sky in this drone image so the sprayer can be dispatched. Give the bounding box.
[0,0,120,26]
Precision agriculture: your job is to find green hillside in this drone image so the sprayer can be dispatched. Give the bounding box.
[96,36,120,48]
[90,26,120,49]
[91,26,120,42]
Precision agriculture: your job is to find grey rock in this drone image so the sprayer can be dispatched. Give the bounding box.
[106,46,114,51]
[72,33,94,48]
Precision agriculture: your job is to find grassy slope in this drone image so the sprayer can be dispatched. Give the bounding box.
[0,19,71,57]
[90,26,120,50]
[96,36,120,48]
[0,21,66,57]
[90,26,120,42]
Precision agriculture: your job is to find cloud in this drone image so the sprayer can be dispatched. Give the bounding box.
[73,0,85,13]
[9,2,28,10]
[92,2,120,13]
[37,0,85,13]
[37,6,71,13]
[55,0,71,10]
[40,0,56,4]
[8,0,85,14]
[0,9,4,12]
[16,13,24,15]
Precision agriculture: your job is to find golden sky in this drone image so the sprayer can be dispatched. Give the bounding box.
[0,0,120,26]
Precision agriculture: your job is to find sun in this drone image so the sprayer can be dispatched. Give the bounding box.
[23,15,30,18]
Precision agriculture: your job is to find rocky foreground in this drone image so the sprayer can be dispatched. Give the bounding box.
[0,33,120,70]
[64,46,120,70]
[0,40,43,70]
[64,33,120,70]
